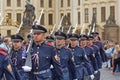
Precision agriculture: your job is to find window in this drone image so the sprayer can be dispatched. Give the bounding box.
[40,14,44,25]
[93,8,97,22]
[61,0,63,7]
[78,12,80,24]
[67,0,70,7]
[17,13,21,23]
[7,13,11,19]
[78,0,80,6]
[84,8,89,23]
[101,7,106,22]
[7,30,11,37]
[67,13,71,22]
[110,6,115,20]
[49,0,52,8]
[40,0,44,7]
[48,14,53,25]
[17,0,21,7]
[7,0,11,7]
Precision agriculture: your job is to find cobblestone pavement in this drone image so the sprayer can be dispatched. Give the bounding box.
[101,68,120,80]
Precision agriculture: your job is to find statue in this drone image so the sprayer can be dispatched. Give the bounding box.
[106,14,116,25]
[23,0,36,26]
[61,15,72,33]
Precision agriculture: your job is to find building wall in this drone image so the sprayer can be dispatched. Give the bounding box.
[0,0,119,38]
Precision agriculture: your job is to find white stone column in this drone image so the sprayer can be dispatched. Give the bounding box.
[72,0,77,26]
[34,0,38,17]
[117,0,120,41]
[0,0,1,20]
[118,0,120,26]
[80,0,83,27]
[0,0,3,20]
[55,0,59,25]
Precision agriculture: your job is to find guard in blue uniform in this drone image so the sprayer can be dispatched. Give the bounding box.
[88,36,102,69]
[91,32,107,63]
[30,25,63,80]
[45,35,54,46]
[87,36,102,80]
[79,35,95,80]
[10,34,27,80]
[87,36,99,72]
[54,31,76,80]
[0,47,16,80]
[68,33,87,80]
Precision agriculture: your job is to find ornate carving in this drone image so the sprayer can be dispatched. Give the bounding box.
[2,14,12,26]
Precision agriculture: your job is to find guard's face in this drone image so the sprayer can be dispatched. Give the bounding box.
[56,38,65,46]
[33,32,45,42]
[70,39,78,47]
[80,40,87,46]
[87,40,93,45]
[93,36,98,41]
[13,41,22,49]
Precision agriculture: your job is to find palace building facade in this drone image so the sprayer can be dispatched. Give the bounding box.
[0,0,120,41]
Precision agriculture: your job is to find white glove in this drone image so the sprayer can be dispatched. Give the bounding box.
[50,65,54,69]
[73,79,78,80]
[98,69,102,71]
[22,66,32,72]
[90,74,94,80]
[94,71,98,74]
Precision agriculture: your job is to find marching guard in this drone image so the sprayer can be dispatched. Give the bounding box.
[28,25,63,80]
[54,30,76,80]
[0,44,16,80]
[10,34,27,80]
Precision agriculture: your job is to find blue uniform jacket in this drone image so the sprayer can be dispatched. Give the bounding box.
[55,46,76,80]
[0,48,16,80]
[93,41,108,62]
[30,42,63,80]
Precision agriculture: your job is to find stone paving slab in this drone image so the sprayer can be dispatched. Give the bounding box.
[101,68,120,80]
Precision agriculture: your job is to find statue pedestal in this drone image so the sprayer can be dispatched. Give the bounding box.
[19,26,32,40]
[104,24,119,42]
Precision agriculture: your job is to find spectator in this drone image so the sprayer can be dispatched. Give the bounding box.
[112,43,120,74]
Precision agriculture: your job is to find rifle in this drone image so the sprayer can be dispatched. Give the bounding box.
[67,25,72,34]
[87,26,92,36]
[0,17,4,25]
[80,24,85,35]
[50,24,56,36]
[72,24,78,34]
[56,15,64,31]
[89,12,96,35]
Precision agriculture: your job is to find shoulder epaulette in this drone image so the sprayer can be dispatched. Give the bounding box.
[88,46,92,48]
[65,46,71,50]
[45,42,54,47]
[79,46,83,48]
[0,48,7,56]
[93,45,99,49]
